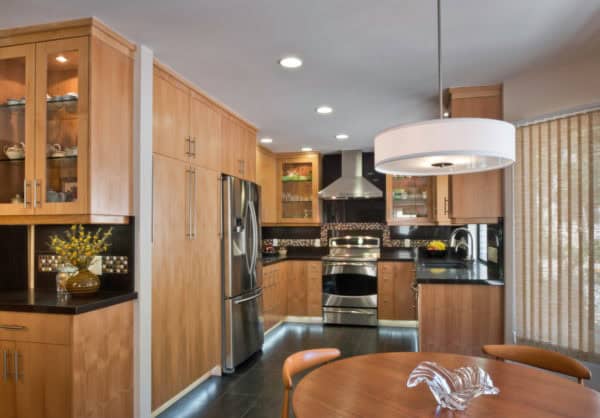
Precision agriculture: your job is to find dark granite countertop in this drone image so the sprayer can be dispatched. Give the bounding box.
[378,248,416,261]
[0,289,138,314]
[414,248,503,285]
[262,253,325,266]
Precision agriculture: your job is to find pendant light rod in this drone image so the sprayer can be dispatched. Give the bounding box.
[437,0,443,119]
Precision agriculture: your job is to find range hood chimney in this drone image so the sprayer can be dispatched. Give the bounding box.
[318,151,383,200]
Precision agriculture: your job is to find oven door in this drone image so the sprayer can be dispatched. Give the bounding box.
[322,261,377,309]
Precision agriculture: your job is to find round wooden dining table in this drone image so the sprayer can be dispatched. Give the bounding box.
[292,352,600,418]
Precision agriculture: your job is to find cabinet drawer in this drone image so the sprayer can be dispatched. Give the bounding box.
[0,312,72,345]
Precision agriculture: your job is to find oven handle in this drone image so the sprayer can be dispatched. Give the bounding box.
[324,309,377,315]
[323,261,377,268]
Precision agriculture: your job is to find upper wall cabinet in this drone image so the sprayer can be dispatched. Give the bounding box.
[447,84,504,223]
[386,175,435,225]
[256,146,277,224]
[276,152,320,225]
[0,19,135,224]
[153,65,227,174]
[221,113,256,182]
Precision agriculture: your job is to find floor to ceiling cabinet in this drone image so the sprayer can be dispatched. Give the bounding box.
[152,154,221,411]
[152,61,256,412]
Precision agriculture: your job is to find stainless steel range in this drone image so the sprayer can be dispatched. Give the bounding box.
[322,236,380,326]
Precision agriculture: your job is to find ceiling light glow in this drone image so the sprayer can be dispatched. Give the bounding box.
[279,56,303,69]
[335,133,349,140]
[260,138,273,144]
[55,55,68,63]
[301,147,313,152]
[316,106,333,115]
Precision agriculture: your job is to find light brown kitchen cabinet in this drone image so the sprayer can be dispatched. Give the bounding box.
[0,301,133,418]
[418,284,504,356]
[0,19,134,224]
[284,261,322,317]
[152,154,221,411]
[386,176,435,225]
[448,84,504,222]
[221,113,256,182]
[306,262,323,316]
[263,262,289,332]
[287,261,308,316]
[276,152,320,225]
[378,262,417,320]
[433,175,451,224]
[256,146,277,224]
[154,65,225,173]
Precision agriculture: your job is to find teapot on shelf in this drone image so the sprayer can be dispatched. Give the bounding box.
[3,142,25,160]
[47,143,66,158]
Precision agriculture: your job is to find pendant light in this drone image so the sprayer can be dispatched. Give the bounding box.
[374,0,515,176]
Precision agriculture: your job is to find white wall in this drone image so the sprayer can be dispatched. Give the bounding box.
[134,45,154,418]
[504,52,600,123]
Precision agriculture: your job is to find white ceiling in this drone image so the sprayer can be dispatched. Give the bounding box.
[2,0,599,153]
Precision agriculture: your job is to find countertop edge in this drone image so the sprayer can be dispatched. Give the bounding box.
[0,291,138,314]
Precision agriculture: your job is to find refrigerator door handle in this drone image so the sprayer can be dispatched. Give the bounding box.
[244,201,253,275]
[234,289,263,305]
[248,200,259,275]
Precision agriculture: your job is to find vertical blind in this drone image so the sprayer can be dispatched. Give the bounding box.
[515,109,600,362]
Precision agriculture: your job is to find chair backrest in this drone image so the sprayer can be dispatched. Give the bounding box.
[281,348,341,418]
[482,344,591,384]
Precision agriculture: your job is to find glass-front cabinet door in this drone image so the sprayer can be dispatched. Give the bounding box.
[386,175,434,224]
[277,153,320,224]
[0,45,35,215]
[35,37,88,214]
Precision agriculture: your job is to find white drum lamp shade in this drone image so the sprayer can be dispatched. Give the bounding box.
[374,117,515,176]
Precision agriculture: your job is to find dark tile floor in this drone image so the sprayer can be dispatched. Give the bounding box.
[158,323,418,418]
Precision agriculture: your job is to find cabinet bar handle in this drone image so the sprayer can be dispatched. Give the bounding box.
[14,351,20,382]
[191,137,197,158]
[218,176,223,239]
[0,324,27,330]
[185,136,192,157]
[443,197,448,215]
[191,168,196,239]
[2,350,7,382]
[32,179,40,208]
[23,180,30,208]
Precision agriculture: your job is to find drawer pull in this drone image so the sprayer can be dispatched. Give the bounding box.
[0,324,27,331]
[2,350,8,381]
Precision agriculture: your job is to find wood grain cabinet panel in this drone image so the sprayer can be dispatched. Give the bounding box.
[256,146,277,224]
[418,284,504,356]
[287,261,308,316]
[306,262,322,316]
[448,85,504,222]
[0,19,135,222]
[152,155,222,410]
[0,302,133,418]
[153,70,190,162]
[377,262,416,320]
[0,340,16,418]
[190,92,221,172]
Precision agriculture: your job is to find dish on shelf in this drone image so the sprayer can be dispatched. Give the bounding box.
[5,98,25,106]
[3,142,25,160]
[51,151,66,158]
[282,175,312,182]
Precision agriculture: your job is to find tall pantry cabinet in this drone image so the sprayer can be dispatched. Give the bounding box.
[152,62,257,411]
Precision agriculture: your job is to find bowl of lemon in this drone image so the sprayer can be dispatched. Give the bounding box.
[424,240,448,257]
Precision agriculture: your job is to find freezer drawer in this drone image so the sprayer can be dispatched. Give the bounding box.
[223,288,264,373]
[323,306,378,327]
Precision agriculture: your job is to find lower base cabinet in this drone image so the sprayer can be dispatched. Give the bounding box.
[0,301,133,418]
[378,262,417,320]
[262,260,322,332]
[418,284,504,356]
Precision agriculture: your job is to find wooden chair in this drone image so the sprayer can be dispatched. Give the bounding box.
[482,344,591,385]
[281,348,341,418]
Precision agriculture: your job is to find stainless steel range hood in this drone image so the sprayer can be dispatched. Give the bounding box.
[318,151,383,200]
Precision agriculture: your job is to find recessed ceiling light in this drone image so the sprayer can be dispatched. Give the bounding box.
[335,133,349,141]
[279,56,303,69]
[260,137,273,144]
[316,105,333,115]
[301,147,313,152]
[55,55,68,63]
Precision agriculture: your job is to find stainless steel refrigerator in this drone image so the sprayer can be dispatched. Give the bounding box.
[221,175,263,373]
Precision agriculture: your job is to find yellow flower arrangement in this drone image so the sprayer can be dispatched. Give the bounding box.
[49,224,113,270]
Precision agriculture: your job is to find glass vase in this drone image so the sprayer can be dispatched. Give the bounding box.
[66,268,100,295]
